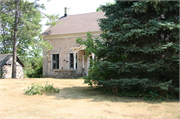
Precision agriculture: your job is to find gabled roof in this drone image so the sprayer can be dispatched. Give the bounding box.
[0,53,24,67]
[0,54,12,67]
[42,11,106,36]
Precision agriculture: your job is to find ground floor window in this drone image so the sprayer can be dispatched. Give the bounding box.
[52,54,59,69]
[69,53,77,69]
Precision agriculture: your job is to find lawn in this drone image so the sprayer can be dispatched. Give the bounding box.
[0,78,179,119]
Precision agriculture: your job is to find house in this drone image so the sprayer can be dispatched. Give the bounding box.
[0,53,24,78]
[42,8,105,78]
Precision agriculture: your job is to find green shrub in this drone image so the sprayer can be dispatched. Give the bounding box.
[43,81,60,93]
[24,82,60,95]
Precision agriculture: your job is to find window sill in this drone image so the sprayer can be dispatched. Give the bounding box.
[51,69,78,71]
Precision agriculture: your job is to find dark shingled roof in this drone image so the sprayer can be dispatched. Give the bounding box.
[42,11,106,36]
[0,54,13,67]
[0,53,24,67]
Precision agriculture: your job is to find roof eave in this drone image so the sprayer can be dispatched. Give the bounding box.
[43,31,102,40]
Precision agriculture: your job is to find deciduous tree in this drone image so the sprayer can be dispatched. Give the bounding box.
[0,0,57,78]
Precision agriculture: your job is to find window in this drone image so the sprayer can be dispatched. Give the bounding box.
[69,53,77,69]
[52,54,59,69]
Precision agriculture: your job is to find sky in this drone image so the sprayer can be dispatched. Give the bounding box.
[36,0,115,32]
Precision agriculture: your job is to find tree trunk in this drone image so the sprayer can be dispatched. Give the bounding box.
[12,0,20,78]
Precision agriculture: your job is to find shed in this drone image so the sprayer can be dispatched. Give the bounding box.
[0,53,24,78]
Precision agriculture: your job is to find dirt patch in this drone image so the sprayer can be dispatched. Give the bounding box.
[0,78,179,119]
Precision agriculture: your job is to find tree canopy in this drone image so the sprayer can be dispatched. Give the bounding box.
[0,0,56,78]
[96,2,115,12]
[77,1,179,100]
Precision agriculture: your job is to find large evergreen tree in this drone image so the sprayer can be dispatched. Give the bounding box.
[80,1,179,99]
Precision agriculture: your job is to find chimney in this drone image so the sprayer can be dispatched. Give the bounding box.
[64,7,69,17]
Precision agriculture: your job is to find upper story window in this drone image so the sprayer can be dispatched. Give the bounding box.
[52,54,59,69]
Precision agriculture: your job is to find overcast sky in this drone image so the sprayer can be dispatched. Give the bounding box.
[36,0,115,32]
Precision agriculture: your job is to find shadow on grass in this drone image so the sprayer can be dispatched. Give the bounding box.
[47,86,179,103]
[41,77,84,80]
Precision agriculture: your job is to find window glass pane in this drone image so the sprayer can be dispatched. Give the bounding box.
[70,53,74,69]
[76,54,77,69]
[70,54,73,59]
[53,55,55,60]
[70,63,73,69]
[57,63,59,69]
[57,60,59,68]
[52,54,59,69]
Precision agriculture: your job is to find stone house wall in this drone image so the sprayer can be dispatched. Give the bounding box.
[43,33,99,78]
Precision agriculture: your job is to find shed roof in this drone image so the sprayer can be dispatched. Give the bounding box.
[42,11,106,36]
[0,54,24,67]
[0,54,12,67]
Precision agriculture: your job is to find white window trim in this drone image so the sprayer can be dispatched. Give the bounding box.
[51,53,60,70]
